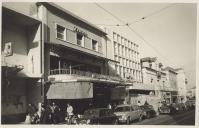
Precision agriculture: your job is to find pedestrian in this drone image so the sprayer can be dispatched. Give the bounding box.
[66,103,74,124]
[107,103,112,109]
[137,101,141,106]
[39,103,49,124]
[50,102,60,124]
[25,103,37,124]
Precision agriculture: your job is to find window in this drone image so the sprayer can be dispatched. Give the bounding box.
[56,24,66,40]
[92,39,98,51]
[77,33,84,46]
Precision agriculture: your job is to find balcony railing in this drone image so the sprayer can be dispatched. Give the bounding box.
[49,68,123,82]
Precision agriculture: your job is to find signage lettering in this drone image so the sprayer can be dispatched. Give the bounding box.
[73,27,88,37]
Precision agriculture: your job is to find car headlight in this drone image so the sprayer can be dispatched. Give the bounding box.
[86,119,91,124]
[121,115,127,120]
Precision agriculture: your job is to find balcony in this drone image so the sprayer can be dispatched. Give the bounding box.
[49,68,124,83]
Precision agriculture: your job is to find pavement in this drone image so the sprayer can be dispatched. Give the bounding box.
[133,109,195,125]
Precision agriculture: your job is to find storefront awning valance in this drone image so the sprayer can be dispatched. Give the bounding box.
[47,82,93,99]
[127,83,155,91]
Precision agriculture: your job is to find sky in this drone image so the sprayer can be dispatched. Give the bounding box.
[2,2,197,89]
[55,2,197,89]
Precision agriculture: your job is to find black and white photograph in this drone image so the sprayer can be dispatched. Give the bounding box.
[1,1,197,126]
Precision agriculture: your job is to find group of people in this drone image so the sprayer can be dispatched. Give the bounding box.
[25,102,74,124]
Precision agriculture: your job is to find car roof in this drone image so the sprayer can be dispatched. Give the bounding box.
[86,108,110,111]
[116,104,138,107]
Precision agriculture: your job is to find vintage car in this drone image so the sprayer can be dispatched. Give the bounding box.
[77,108,118,125]
[114,104,144,124]
[159,103,175,114]
[140,105,156,119]
[159,103,185,114]
[185,100,195,110]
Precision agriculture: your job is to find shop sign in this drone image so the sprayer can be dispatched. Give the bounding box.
[73,26,88,37]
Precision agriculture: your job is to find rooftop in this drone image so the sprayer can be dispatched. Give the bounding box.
[36,2,107,36]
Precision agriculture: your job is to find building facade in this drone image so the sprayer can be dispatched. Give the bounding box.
[175,68,187,102]
[2,5,42,123]
[37,2,127,113]
[163,67,178,103]
[104,28,142,83]
[1,2,127,123]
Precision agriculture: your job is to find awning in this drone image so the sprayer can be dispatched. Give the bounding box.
[47,82,93,99]
[127,83,155,91]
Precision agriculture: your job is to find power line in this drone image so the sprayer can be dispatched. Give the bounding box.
[126,25,172,63]
[128,3,177,25]
[94,3,174,65]
[95,3,127,24]
[94,23,126,26]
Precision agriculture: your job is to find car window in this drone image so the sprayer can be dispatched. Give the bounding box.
[84,109,99,117]
[115,106,130,112]
[100,109,111,117]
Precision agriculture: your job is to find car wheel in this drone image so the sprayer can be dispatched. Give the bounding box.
[138,115,143,122]
[168,109,171,114]
[113,119,118,125]
[146,113,151,119]
[126,117,130,125]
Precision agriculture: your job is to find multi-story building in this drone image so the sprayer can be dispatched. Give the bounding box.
[2,5,42,123]
[104,28,142,83]
[175,68,187,102]
[163,67,178,103]
[1,2,127,123]
[36,2,127,111]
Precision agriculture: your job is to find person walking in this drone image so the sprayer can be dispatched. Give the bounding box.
[50,102,60,124]
[25,103,37,124]
[107,103,112,109]
[66,103,74,124]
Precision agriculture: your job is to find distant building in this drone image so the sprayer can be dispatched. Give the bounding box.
[163,67,178,103]
[187,86,196,99]
[175,68,187,102]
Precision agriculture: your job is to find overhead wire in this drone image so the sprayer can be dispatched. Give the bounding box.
[128,3,177,25]
[94,3,175,65]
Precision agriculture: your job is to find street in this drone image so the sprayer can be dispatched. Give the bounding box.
[133,109,195,125]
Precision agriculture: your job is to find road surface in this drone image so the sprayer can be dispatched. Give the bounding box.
[133,109,195,125]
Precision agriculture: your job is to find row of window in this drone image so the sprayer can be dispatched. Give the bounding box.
[115,56,141,70]
[56,24,98,51]
[113,32,139,50]
[115,64,142,82]
[115,54,140,64]
[114,42,139,60]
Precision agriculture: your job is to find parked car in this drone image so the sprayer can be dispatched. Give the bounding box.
[159,103,176,114]
[185,100,195,110]
[140,105,156,119]
[77,108,118,125]
[114,104,144,124]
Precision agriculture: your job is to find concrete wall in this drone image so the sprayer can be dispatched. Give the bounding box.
[176,69,187,100]
[2,23,29,74]
[44,6,106,58]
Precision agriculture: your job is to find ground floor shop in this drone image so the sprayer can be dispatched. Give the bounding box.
[1,75,42,124]
[46,81,126,114]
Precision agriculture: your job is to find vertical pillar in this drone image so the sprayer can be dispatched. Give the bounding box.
[58,59,61,74]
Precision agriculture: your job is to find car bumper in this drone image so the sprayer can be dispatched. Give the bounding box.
[118,119,127,123]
